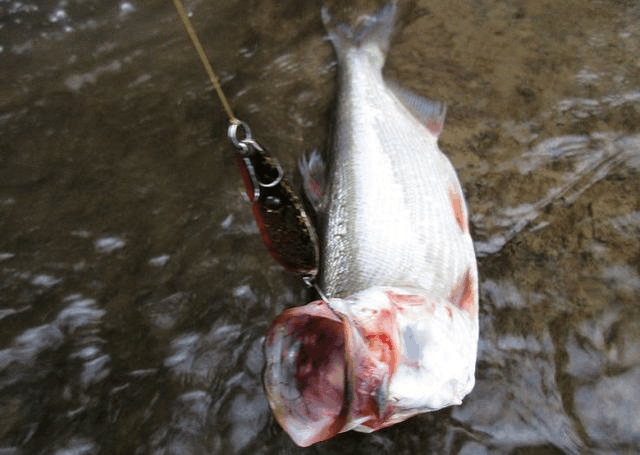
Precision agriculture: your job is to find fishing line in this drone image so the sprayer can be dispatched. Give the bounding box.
[170,0,321,282]
[171,0,236,123]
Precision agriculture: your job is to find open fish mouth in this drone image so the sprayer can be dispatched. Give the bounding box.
[263,287,477,447]
[263,300,349,447]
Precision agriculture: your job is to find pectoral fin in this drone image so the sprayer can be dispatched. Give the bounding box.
[298,147,326,213]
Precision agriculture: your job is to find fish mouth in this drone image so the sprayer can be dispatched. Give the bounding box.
[263,300,349,447]
[263,297,398,446]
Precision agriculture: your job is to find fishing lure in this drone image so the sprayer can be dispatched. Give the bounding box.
[172,0,319,278]
[228,121,318,276]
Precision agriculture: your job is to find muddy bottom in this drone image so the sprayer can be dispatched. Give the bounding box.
[1,0,639,454]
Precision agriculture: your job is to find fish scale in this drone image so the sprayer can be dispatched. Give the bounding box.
[321,46,474,301]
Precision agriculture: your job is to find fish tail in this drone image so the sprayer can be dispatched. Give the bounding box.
[321,2,397,69]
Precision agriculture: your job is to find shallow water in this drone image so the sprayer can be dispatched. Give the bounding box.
[1,0,639,454]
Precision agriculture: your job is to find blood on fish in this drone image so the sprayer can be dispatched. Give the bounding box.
[367,332,394,369]
[348,346,391,430]
[448,268,476,315]
[345,305,400,429]
[365,309,398,375]
[448,186,467,232]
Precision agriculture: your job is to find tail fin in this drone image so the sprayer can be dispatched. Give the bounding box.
[321,2,397,69]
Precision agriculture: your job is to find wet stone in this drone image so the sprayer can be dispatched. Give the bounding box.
[144,292,192,331]
[30,274,62,287]
[574,367,640,447]
[148,254,171,267]
[481,279,529,309]
[564,333,606,379]
[80,354,110,387]
[53,437,98,455]
[55,299,105,335]
[11,324,65,362]
[244,336,265,378]
[94,236,126,254]
[212,372,271,454]
[225,385,271,453]
[172,390,212,432]
[457,442,489,455]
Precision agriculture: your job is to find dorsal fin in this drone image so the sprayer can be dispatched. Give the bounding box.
[386,80,446,136]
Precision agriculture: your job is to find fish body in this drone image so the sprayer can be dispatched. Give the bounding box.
[264,3,479,447]
[319,7,473,300]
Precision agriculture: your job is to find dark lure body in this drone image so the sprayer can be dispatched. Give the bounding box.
[229,121,319,278]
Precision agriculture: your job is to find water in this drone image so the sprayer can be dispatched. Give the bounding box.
[1,0,639,453]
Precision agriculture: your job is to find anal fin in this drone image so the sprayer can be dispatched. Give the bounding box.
[386,80,446,136]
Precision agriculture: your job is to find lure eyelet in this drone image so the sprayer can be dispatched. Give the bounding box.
[228,120,252,149]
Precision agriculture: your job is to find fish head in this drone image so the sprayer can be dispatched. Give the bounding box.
[263,286,478,446]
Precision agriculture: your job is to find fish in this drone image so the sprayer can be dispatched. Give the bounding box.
[263,2,479,447]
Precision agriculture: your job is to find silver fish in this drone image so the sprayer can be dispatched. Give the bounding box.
[264,3,479,447]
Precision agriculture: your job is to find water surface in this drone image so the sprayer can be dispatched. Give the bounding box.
[1,0,639,454]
